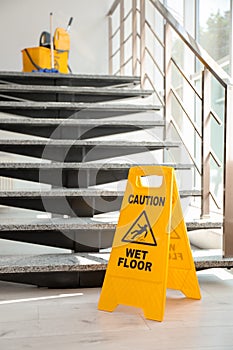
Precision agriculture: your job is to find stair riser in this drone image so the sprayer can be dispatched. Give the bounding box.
[0,196,123,216]
[0,167,192,188]
[0,145,169,162]
[0,271,106,288]
[0,168,129,187]
[0,73,140,87]
[0,220,221,252]
[0,192,198,218]
[0,91,141,103]
[0,229,115,251]
[0,108,147,118]
[0,124,154,139]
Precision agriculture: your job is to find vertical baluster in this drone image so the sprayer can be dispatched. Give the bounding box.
[120,0,125,75]
[164,23,172,129]
[140,0,145,87]
[201,68,211,218]
[223,84,233,257]
[164,22,172,165]
[108,15,113,74]
[132,0,137,75]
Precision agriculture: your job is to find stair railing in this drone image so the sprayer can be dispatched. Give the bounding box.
[107,0,233,257]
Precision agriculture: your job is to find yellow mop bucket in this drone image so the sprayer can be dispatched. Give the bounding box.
[22,47,69,73]
[21,15,73,73]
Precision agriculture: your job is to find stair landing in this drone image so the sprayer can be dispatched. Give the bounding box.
[0,248,232,288]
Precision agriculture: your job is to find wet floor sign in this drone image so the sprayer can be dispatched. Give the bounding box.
[98,166,201,322]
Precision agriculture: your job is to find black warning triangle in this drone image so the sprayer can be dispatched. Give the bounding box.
[122,210,157,246]
[170,229,180,239]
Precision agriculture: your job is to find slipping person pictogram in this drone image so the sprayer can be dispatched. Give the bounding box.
[131,223,148,240]
[122,210,157,246]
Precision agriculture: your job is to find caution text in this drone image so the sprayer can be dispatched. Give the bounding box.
[169,243,183,260]
[117,248,152,272]
[128,194,165,206]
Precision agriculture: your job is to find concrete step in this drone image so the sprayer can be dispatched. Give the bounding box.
[0,72,141,87]
[0,139,180,162]
[0,217,222,251]
[0,118,164,139]
[0,85,152,103]
[0,188,123,216]
[0,101,161,118]
[0,162,192,187]
[0,188,200,216]
[0,248,231,288]
[0,72,214,289]
[0,217,116,251]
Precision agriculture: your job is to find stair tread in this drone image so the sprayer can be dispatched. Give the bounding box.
[0,217,222,231]
[0,162,194,169]
[0,253,107,273]
[0,101,161,111]
[0,139,179,146]
[0,188,123,196]
[0,249,232,274]
[0,139,180,162]
[0,118,165,140]
[0,118,164,126]
[0,84,153,96]
[0,163,194,187]
[179,189,201,196]
[0,72,141,87]
[0,188,200,197]
[0,72,225,283]
[0,217,117,230]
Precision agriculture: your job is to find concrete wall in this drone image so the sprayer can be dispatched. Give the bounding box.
[0,0,110,74]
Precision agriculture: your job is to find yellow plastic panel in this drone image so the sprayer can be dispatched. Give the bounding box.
[167,175,201,299]
[98,166,201,322]
[98,166,173,322]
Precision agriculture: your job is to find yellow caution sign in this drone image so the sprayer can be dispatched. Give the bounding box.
[98,166,201,322]
[167,177,201,299]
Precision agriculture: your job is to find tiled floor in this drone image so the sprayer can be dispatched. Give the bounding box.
[1,268,233,349]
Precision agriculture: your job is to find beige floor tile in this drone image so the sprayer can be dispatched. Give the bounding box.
[0,269,233,350]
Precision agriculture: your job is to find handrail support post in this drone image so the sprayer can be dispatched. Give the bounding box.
[223,84,233,257]
[132,0,137,75]
[120,0,125,75]
[201,68,211,218]
[108,16,113,74]
[140,0,146,88]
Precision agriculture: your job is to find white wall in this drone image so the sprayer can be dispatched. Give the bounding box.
[0,0,110,74]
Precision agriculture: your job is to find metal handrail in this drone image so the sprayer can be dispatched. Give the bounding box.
[111,27,120,39]
[107,0,233,257]
[145,19,164,47]
[210,111,222,126]
[120,56,132,69]
[144,73,165,107]
[110,48,121,59]
[170,58,202,100]
[107,0,232,83]
[123,33,133,45]
[149,0,232,86]
[170,88,202,137]
[107,0,120,16]
[170,119,201,175]
[123,9,133,22]
[210,150,222,168]
[145,47,164,77]
[209,191,222,210]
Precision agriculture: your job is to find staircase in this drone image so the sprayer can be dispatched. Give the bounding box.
[0,71,227,289]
